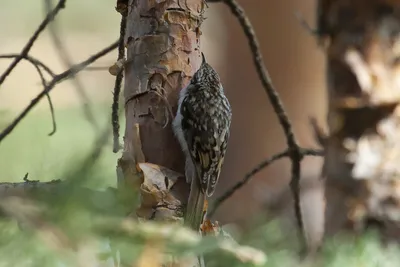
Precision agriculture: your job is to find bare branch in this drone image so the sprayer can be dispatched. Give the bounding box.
[209,148,323,217]
[0,54,56,77]
[84,66,111,71]
[44,0,99,131]
[0,179,62,198]
[31,59,57,136]
[0,41,119,143]
[0,127,114,201]
[207,0,306,247]
[209,151,288,218]
[112,16,127,153]
[0,54,58,135]
[0,0,66,85]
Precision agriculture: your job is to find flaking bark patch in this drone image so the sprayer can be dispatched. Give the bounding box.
[119,0,205,189]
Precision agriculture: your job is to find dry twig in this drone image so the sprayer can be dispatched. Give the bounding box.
[111,16,127,153]
[0,0,119,143]
[207,0,312,246]
[209,148,323,217]
[44,0,99,131]
[0,54,55,77]
[0,0,66,85]
[0,41,119,143]
[31,59,57,136]
[0,54,57,135]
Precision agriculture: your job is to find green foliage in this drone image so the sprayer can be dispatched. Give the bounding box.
[1,108,399,266]
[0,182,399,267]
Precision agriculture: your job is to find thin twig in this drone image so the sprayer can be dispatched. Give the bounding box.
[0,41,119,143]
[294,11,319,36]
[211,0,305,246]
[209,148,323,217]
[112,16,127,153]
[44,0,99,131]
[0,54,56,77]
[31,60,57,136]
[209,151,289,217]
[0,0,65,86]
[2,53,58,135]
[84,66,111,71]
[309,117,327,147]
[301,148,324,157]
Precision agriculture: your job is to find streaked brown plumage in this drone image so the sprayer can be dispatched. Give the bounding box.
[172,53,232,231]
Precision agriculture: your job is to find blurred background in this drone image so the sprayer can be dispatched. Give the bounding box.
[0,0,326,229]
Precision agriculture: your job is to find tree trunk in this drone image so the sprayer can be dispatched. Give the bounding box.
[118,0,205,214]
[319,0,400,240]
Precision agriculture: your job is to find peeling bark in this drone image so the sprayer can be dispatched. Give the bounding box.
[118,0,205,214]
[318,0,400,239]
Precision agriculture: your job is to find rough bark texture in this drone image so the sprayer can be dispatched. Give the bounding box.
[318,0,400,239]
[119,0,205,195]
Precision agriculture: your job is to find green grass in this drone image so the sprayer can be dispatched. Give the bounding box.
[0,103,123,188]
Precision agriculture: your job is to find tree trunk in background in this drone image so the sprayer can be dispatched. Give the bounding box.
[320,0,400,239]
[118,0,204,201]
[213,0,325,227]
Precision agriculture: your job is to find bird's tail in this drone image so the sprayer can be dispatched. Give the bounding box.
[184,177,206,232]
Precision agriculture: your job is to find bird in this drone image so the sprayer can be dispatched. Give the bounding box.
[172,52,232,231]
